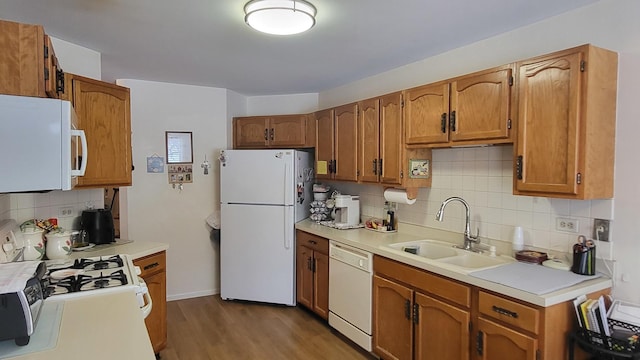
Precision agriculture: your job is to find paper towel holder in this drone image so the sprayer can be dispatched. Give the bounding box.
[385,187,418,200]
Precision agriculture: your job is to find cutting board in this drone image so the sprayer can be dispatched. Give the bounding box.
[469,261,600,295]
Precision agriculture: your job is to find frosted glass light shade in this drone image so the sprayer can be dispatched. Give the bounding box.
[244,0,316,35]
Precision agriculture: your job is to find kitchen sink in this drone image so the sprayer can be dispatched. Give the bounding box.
[435,252,512,269]
[386,240,458,259]
[383,239,514,273]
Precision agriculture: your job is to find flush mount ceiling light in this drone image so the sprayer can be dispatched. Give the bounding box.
[244,0,317,35]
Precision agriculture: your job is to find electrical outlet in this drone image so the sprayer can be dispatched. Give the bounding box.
[556,217,579,233]
[58,206,74,218]
[593,218,610,242]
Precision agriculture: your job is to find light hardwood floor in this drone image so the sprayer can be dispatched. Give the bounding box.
[159,295,374,360]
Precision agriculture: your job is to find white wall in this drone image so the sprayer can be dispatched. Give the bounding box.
[247,93,318,115]
[117,79,228,300]
[320,0,640,302]
[1,36,104,229]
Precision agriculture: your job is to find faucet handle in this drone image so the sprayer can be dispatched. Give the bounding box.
[469,228,480,242]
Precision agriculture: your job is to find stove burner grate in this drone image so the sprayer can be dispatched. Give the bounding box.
[72,255,124,271]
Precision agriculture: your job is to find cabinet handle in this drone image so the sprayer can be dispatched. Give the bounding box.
[270,128,274,141]
[440,113,447,133]
[308,240,317,245]
[312,258,317,272]
[404,300,411,320]
[378,158,383,176]
[56,69,65,93]
[516,156,523,180]
[450,111,456,132]
[476,331,484,355]
[264,128,268,141]
[492,305,519,318]
[372,159,377,175]
[412,302,419,324]
[330,160,337,174]
[143,262,160,271]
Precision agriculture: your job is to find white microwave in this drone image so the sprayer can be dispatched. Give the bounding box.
[0,94,88,193]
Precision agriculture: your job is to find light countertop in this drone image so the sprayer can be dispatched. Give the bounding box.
[69,239,169,260]
[296,219,612,307]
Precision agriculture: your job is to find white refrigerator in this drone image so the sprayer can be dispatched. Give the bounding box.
[219,149,314,305]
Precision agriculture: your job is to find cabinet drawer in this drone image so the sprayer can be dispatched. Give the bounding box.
[134,251,166,277]
[478,291,540,334]
[296,230,328,254]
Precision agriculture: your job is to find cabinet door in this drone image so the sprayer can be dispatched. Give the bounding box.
[313,251,329,320]
[404,83,450,145]
[72,75,132,187]
[315,109,334,180]
[476,318,537,360]
[372,275,413,360]
[358,98,380,183]
[450,67,512,142]
[515,51,582,195]
[414,292,470,360]
[270,115,307,148]
[134,252,167,354]
[296,245,314,310]
[380,92,403,185]
[234,116,269,148]
[0,20,46,98]
[334,103,359,181]
[44,35,62,99]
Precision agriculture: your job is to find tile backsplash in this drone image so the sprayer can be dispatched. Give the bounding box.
[331,145,614,260]
[0,189,104,230]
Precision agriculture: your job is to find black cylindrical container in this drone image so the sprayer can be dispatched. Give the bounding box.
[81,209,115,244]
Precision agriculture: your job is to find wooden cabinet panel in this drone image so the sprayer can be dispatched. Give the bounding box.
[372,275,413,360]
[0,20,46,98]
[134,251,167,354]
[379,93,403,185]
[315,109,334,180]
[295,230,329,320]
[477,317,537,360]
[478,291,540,334]
[334,103,359,181]
[405,83,450,145]
[358,98,380,183]
[514,45,617,199]
[234,117,269,148]
[44,35,63,99]
[313,251,329,319]
[450,67,511,142]
[233,115,309,149]
[71,75,132,187]
[415,292,470,360]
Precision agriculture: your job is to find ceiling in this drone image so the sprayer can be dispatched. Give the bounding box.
[0,0,599,96]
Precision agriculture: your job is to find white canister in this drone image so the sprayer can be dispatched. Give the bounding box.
[21,227,46,260]
[45,231,73,260]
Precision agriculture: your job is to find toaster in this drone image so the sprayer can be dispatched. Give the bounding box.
[0,261,46,346]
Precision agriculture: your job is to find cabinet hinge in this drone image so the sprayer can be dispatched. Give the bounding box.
[476,331,484,356]
[536,349,541,360]
[580,60,586,72]
[44,44,49,59]
[516,156,523,180]
[412,303,419,324]
[400,170,404,179]
[507,119,512,130]
[44,67,49,81]
[576,172,582,184]
[404,300,411,320]
[356,169,360,177]
[401,99,405,108]
[469,321,472,332]
[509,76,514,86]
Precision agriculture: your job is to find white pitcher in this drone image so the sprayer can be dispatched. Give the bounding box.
[21,227,45,260]
[45,231,73,260]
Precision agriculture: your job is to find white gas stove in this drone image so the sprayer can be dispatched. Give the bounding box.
[44,254,152,317]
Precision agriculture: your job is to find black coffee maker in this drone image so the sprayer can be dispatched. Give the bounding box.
[81,209,115,244]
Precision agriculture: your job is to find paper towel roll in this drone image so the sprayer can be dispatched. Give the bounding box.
[383,189,416,205]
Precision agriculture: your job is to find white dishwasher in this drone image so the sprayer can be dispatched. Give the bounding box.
[328,241,373,351]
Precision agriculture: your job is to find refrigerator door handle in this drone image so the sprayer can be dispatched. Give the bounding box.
[284,157,294,205]
[284,206,293,249]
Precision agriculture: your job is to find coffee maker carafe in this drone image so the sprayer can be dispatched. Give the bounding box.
[334,195,360,226]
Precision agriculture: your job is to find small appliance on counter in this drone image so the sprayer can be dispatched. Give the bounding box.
[334,195,360,227]
[0,261,47,346]
[81,209,115,245]
[0,219,25,263]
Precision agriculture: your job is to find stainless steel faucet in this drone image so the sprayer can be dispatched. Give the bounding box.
[435,196,479,251]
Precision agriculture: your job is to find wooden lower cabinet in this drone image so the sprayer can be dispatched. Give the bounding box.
[134,251,167,354]
[295,230,329,319]
[373,257,471,360]
[476,318,537,360]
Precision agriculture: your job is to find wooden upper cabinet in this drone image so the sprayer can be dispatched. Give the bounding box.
[71,74,132,188]
[514,45,617,199]
[333,103,359,182]
[233,114,311,149]
[315,109,334,181]
[0,19,64,99]
[405,65,513,147]
[405,83,450,145]
[358,93,403,185]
